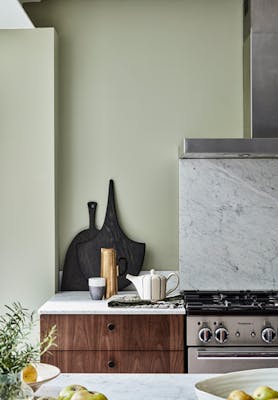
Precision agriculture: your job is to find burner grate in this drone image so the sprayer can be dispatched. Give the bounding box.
[183,290,278,315]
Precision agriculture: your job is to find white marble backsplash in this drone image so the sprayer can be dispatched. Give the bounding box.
[179,158,278,290]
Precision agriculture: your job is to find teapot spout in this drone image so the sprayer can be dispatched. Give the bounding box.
[126,273,143,298]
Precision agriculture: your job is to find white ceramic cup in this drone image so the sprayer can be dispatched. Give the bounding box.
[88,277,106,300]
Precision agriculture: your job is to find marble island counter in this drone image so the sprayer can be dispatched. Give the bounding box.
[38,291,185,315]
[35,373,214,399]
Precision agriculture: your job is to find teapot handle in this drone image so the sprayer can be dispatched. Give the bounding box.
[166,273,180,297]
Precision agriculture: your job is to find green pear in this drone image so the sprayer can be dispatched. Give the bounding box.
[253,386,278,400]
[71,390,95,400]
[58,385,87,400]
[227,390,254,400]
[71,390,108,400]
[90,393,108,400]
[37,398,57,400]
[37,397,57,400]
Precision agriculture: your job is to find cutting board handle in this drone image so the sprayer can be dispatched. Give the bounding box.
[103,179,118,227]
[88,201,97,229]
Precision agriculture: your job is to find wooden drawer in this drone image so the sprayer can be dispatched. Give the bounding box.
[41,314,184,351]
[42,350,184,373]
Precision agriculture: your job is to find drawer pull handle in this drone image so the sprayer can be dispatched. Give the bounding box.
[108,360,115,368]
[107,323,115,331]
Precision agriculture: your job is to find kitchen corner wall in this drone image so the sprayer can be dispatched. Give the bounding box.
[24,0,243,271]
[0,29,57,313]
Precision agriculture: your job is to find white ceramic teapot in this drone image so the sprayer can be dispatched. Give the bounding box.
[126,269,180,301]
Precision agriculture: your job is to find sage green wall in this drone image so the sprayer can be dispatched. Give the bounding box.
[0,29,56,313]
[25,0,243,271]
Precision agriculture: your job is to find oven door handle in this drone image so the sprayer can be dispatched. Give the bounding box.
[197,350,278,360]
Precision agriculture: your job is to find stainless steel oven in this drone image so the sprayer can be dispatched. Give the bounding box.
[184,292,278,374]
[188,347,278,373]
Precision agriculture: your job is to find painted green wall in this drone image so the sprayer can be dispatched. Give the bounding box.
[0,29,56,313]
[25,0,243,271]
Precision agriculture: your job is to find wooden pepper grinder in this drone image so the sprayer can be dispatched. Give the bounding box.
[100,248,118,299]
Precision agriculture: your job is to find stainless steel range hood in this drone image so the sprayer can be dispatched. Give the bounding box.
[179,0,278,159]
[244,0,278,139]
[179,138,278,158]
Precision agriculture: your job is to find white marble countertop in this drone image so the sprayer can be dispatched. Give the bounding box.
[38,291,185,315]
[35,373,214,399]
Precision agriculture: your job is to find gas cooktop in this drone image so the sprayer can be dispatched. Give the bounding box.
[183,290,278,315]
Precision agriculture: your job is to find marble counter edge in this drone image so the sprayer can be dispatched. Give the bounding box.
[38,291,185,315]
[39,308,185,315]
[38,308,185,315]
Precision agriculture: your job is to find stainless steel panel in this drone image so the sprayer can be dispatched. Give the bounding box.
[186,315,278,346]
[179,138,278,158]
[188,347,278,373]
[252,33,278,138]
[243,0,278,139]
[197,348,278,359]
[251,0,278,33]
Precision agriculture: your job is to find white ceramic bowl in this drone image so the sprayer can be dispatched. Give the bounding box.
[195,368,278,400]
[28,363,60,392]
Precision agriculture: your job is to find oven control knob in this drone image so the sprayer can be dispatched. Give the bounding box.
[261,327,276,343]
[198,327,213,343]
[215,327,229,343]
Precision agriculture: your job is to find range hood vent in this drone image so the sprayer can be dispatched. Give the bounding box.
[179,138,278,158]
[244,0,278,139]
[179,1,278,159]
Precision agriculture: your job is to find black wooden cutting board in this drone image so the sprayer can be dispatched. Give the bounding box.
[77,180,145,290]
[61,202,99,291]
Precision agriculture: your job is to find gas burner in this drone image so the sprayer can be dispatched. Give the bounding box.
[183,290,278,315]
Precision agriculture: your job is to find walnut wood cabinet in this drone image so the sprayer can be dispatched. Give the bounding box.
[40,314,184,373]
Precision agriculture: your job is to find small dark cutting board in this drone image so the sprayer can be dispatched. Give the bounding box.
[77,180,145,290]
[61,202,99,291]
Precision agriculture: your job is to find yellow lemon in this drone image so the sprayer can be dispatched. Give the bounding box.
[22,364,38,383]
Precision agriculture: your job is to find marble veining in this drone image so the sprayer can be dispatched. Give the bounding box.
[179,158,278,290]
[35,373,213,400]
